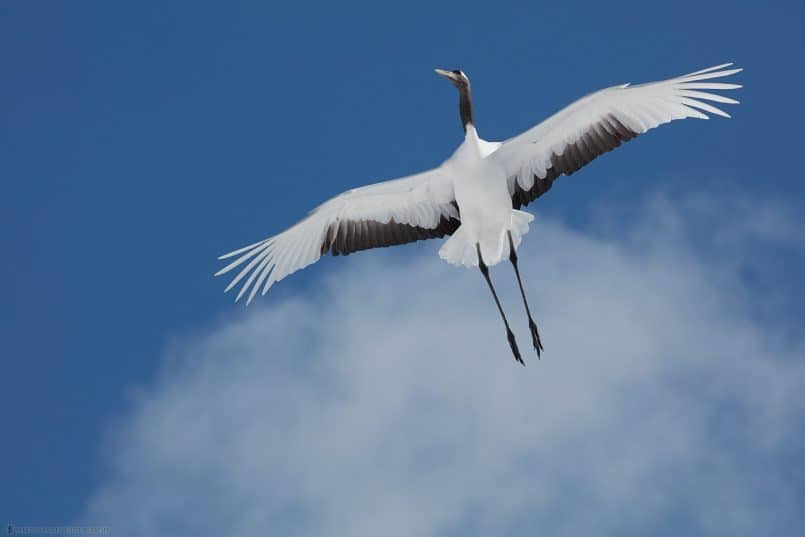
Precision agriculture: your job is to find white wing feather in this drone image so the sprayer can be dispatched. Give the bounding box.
[490,64,742,196]
[216,168,457,303]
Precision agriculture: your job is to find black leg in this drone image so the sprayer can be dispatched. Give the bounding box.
[508,231,544,358]
[477,243,523,365]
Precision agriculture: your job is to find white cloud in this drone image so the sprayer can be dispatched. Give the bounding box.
[82,193,805,536]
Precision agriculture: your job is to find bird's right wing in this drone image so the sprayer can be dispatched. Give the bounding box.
[489,64,742,208]
[215,167,459,303]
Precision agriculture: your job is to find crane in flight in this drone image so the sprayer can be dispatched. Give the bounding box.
[216,63,741,364]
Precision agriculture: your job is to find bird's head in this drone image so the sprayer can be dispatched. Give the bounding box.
[434,68,470,88]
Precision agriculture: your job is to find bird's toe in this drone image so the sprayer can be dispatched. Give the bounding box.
[529,319,543,358]
[506,329,524,366]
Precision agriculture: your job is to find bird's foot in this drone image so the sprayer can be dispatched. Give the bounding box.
[529,319,544,358]
[507,329,524,366]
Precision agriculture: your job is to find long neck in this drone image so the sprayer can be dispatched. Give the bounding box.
[458,84,474,132]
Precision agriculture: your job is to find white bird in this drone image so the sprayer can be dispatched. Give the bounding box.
[216,63,742,364]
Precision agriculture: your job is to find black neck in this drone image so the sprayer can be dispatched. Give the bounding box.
[458,83,474,132]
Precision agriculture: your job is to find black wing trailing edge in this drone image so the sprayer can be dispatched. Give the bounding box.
[511,114,638,209]
[321,213,461,256]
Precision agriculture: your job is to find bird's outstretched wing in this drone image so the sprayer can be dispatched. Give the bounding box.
[216,168,459,303]
[489,64,742,208]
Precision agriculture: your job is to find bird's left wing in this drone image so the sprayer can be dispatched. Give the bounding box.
[489,64,742,208]
[215,167,459,303]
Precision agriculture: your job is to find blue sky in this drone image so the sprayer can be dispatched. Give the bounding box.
[2,1,804,534]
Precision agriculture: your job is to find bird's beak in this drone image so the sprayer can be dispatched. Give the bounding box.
[434,68,455,80]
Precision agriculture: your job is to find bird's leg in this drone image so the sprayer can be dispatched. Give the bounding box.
[507,231,544,358]
[477,243,523,365]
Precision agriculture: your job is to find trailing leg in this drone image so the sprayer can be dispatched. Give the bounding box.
[477,243,523,365]
[508,231,544,357]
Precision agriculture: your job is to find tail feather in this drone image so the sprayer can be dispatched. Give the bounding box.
[439,210,533,268]
[509,209,533,250]
[438,225,479,267]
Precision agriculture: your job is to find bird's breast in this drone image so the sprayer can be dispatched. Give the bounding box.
[453,161,511,223]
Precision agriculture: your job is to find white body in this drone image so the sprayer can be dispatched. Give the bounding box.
[438,126,533,267]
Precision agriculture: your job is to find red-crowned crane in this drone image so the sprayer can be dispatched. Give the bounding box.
[216,64,742,364]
